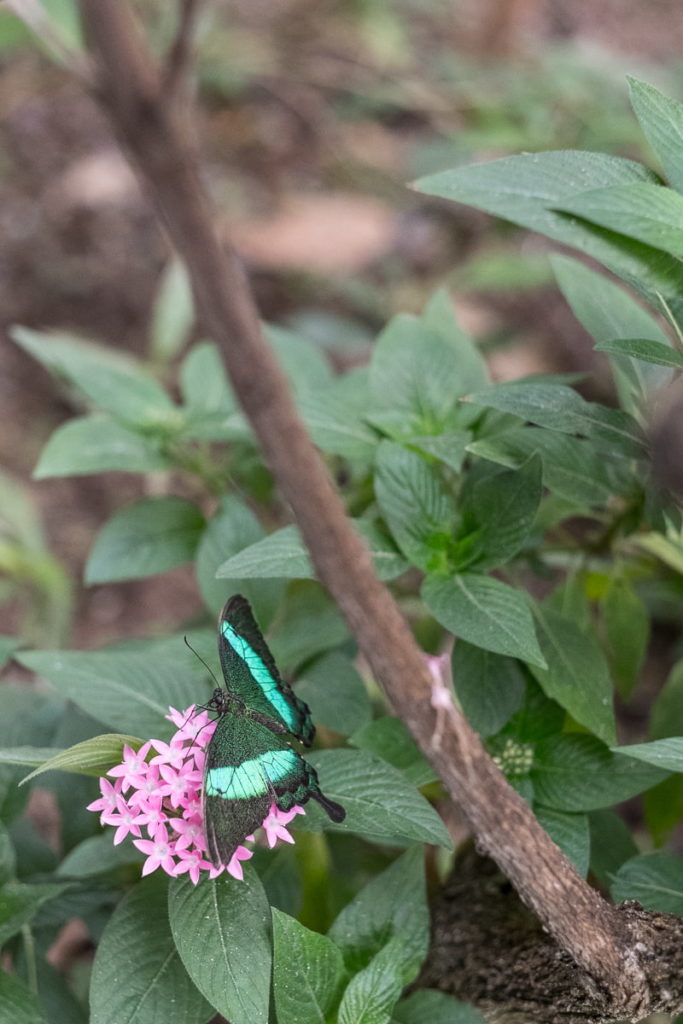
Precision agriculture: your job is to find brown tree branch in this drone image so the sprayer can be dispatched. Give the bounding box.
[163,0,202,99]
[74,1,680,1017]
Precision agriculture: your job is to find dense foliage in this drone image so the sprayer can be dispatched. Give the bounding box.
[1,66,683,1024]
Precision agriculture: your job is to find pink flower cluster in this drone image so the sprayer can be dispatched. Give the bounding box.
[87,705,305,884]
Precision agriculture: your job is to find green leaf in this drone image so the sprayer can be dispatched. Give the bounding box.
[0,881,69,946]
[217,519,410,583]
[393,989,486,1024]
[0,747,58,771]
[35,959,87,1024]
[611,737,683,773]
[194,494,282,623]
[423,573,546,668]
[588,809,639,886]
[169,868,271,1024]
[555,183,683,258]
[272,909,346,1024]
[16,646,210,739]
[0,970,43,1024]
[18,733,144,784]
[651,660,683,740]
[530,606,615,745]
[456,455,542,571]
[90,875,212,1024]
[265,323,332,396]
[375,442,454,570]
[595,337,683,370]
[628,77,683,194]
[468,428,616,507]
[300,370,379,460]
[85,497,205,583]
[611,852,683,913]
[531,734,670,811]
[150,258,194,361]
[600,576,649,698]
[645,776,683,847]
[551,253,673,404]
[34,415,171,478]
[534,806,589,877]
[268,584,349,671]
[12,327,176,427]
[405,431,471,474]
[368,314,479,437]
[421,288,489,394]
[58,834,144,877]
[451,642,525,736]
[464,382,648,459]
[349,718,437,787]
[415,151,683,306]
[296,652,372,735]
[303,750,452,849]
[337,942,403,1024]
[329,848,429,983]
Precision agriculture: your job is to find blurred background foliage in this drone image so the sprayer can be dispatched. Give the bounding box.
[0,0,681,643]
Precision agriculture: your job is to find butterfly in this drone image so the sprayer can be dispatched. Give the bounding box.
[202,594,346,867]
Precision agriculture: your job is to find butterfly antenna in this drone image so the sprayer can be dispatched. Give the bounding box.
[183,636,222,690]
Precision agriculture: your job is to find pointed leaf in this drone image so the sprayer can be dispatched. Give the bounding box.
[464,382,648,459]
[611,738,683,773]
[16,647,209,739]
[169,869,271,1024]
[375,442,454,570]
[611,852,683,913]
[628,77,683,194]
[272,909,345,1024]
[216,520,409,582]
[457,455,542,571]
[91,875,212,1024]
[555,183,683,258]
[595,337,683,369]
[19,734,144,784]
[423,573,546,667]
[303,750,452,849]
[350,718,436,787]
[34,415,171,478]
[85,497,205,583]
[415,151,683,305]
[329,848,429,983]
[338,944,403,1024]
[451,642,525,736]
[0,971,43,1024]
[531,734,670,811]
[150,258,194,361]
[534,806,589,877]
[530,606,616,745]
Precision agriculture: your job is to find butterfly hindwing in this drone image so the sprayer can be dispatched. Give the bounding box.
[218,596,314,745]
[203,713,345,867]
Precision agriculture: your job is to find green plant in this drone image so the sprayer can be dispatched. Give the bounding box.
[1,2,683,1016]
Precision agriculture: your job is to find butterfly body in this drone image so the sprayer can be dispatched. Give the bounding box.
[203,596,345,867]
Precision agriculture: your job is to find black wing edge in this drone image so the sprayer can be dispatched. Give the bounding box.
[219,595,315,746]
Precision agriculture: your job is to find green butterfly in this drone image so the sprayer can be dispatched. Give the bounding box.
[202,595,346,867]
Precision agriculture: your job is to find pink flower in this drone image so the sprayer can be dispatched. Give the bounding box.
[107,742,152,790]
[88,704,306,882]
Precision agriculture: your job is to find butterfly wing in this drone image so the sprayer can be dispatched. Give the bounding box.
[203,713,345,867]
[217,595,314,745]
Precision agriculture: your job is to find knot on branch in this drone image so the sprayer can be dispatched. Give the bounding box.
[417,847,683,1024]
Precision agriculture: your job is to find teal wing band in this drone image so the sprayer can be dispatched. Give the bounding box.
[206,749,300,799]
[221,620,299,732]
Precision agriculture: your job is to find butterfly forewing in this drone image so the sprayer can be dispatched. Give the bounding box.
[217,595,314,745]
